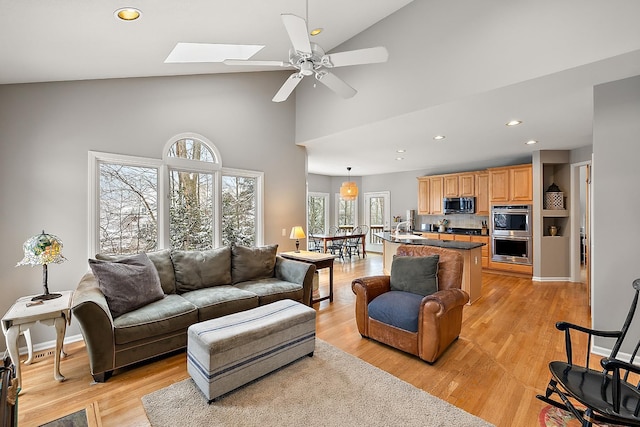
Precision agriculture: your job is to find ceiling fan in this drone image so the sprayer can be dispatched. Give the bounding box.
[224,14,389,102]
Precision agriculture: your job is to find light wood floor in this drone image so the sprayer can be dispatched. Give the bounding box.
[16,253,592,427]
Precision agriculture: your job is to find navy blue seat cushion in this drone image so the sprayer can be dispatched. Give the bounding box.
[368,290,423,333]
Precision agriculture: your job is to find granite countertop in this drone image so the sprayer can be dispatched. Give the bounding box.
[375,232,485,250]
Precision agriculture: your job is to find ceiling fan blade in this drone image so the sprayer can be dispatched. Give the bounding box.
[281,14,312,55]
[272,72,304,102]
[322,46,389,68]
[223,59,291,67]
[315,71,357,99]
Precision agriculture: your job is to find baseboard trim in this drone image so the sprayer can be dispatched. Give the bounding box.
[16,333,84,357]
[532,276,571,282]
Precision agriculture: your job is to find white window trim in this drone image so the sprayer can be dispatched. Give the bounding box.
[308,192,329,233]
[88,151,163,257]
[222,167,265,247]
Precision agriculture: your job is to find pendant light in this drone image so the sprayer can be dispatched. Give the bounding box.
[340,167,358,200]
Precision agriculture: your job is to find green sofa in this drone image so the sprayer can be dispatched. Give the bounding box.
[72,245,316,382]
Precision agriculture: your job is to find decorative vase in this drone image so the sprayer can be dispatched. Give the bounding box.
[438,225,446,233]
[549,225,558,236]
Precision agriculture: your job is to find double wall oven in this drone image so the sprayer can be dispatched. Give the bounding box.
[490,205,532,265]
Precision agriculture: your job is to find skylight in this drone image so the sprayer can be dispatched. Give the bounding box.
[164,43,265,63]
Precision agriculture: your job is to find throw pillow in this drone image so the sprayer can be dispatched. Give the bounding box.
[390,255,439,297]
[89,253,165,318]
[231,244,278,284]
[171,247,232,292]
[96,249,176,294]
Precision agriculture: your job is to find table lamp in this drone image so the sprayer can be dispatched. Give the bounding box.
[16,230,66,301]
[289,226,306,252]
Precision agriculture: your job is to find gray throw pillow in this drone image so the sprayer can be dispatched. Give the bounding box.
[96,249,176,294]
[89,253,165,318]
[171,247,232,293]
[390,255,439,297]
[231,244,278,284]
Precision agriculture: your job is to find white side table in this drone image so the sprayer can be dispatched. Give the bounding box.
[1,290,73,389]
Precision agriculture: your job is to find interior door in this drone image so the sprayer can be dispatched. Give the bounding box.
[364,192,390,253]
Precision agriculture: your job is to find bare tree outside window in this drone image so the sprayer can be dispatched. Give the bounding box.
[338,198,356,228]
[308,195,326,233]
[99,163,158,254]
[222,175,256,246]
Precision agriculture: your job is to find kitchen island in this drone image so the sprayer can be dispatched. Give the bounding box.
[376,232,484,304]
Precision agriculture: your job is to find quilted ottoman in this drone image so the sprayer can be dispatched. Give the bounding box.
[187,299,316,402]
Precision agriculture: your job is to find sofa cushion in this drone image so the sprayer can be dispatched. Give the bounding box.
[172,247,232,293]
[234,277,303,306]
[231,244,278,284]
[113,294,198,345]
[390,255,439,297]
[181,286,259,321]
[96,249,176,294]
[368,291,423,333]
[89,253,165,318]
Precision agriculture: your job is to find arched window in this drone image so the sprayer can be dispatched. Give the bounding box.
[89,133,263,255]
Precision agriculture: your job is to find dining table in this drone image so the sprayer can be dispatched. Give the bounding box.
[309,233,366,257]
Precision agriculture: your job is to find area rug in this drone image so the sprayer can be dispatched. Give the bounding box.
[538,405,624,427]
[142,339,494,427]
[39,408,88,427]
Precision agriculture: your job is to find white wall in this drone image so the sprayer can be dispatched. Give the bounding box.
[0,71,305,350]
[593,75,640,352]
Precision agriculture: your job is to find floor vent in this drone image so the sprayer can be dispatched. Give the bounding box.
[31,349,56,361]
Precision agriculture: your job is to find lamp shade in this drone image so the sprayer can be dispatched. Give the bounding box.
[16,230,66,267]
[289,226,306,240]
[340,181,358,200]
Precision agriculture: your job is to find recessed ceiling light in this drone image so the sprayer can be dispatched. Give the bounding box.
[310,28,323,36]
[525,140,538,145]
[114,8,141,21]
[396,157,404,161]
[433,135,445,140]
[396,149,406,153]
[506,120,523,126]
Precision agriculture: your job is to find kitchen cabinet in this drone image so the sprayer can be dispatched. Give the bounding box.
[443,175,459,197]
[417,176,443,215]
[475,172,489,215]
[420,232,440,240]
[459,173,475,197]
[443,173,474,197]
[488,259,532,275]
[489,164,532,204]
[440,234,455,241]
[453,234,472,242]
[417,177,430,215]
[429,177,443,215]
[470,235,489,268]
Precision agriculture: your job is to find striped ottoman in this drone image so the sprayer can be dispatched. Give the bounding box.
[187,299,316,402]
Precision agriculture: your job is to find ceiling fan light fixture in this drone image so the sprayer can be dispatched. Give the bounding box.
[114,7,142,21]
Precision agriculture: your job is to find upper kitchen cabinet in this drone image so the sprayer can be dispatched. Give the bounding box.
[475,172,489,215]
[489,164,533,204]
[417,176,444,215]
[443,173,475,197]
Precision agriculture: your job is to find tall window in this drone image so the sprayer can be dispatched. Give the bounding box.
[335,194,358,231]
[308,192,329,234]
[89,133,263,255]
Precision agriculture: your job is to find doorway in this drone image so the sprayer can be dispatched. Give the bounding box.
[364,191,390,253]
[571,161,591,304]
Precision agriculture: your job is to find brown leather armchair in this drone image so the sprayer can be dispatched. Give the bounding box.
[351,245,469,363]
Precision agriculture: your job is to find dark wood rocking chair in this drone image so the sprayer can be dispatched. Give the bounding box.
[536,278,640,427]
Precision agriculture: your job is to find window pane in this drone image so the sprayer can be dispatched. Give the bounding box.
[338,198,356,227]
[222,175,257,246]
[167,138,215,163]
[169,169,214,250]
[308,195,326,233]
[369,197,384,226]
[99,163,158,254]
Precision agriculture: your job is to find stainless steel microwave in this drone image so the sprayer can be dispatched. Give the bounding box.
[443,197,475,214]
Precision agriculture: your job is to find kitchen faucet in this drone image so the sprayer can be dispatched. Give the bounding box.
[395,220,412,235]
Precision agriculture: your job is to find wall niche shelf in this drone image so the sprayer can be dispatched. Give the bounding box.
[542,209,569,217]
